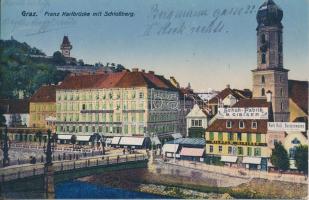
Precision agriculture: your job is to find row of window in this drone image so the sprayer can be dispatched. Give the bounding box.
[209,132,262,143]
[191,119,203,127]
[31,114,53,122]
[147,124,175,133]
[149,113,177,122]
[57,91,145,101]
[57,101,145,112]
[30,104,55,112]
[57,113,145,123]
[57,125,145,134]
[209,145,261,156]
[226,120,257,129]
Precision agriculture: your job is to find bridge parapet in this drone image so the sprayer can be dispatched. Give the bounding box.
[0,153,148,183]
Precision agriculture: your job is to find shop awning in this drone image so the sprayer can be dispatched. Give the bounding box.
[242,157,261,165]
[162,144,179,154]
[119,137,145,146]
[180,147,204,157]
[57,134,72,140]
[172,133,183,139]
[221,156,238,163]
[111,136,121,145]
[76,135,91,142]
[105,138,113,144]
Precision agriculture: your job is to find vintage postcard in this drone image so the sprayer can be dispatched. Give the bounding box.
[0,0,308,199]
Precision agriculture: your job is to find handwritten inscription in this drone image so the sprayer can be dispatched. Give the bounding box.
[143,4,258,36]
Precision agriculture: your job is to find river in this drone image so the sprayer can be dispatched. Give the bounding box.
[55,180,171,199]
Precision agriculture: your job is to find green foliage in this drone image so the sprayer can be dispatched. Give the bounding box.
[52,51,66,65]
[0,39,69,99]
[294,145,308,175]
[270,142,290,171]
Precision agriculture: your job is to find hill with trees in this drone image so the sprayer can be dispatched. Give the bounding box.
[0,39,70,99]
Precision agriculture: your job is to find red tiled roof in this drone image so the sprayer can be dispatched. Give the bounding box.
[58,74,107,89]
[289,80,308,114]
[233,98,270,108]
[206,119,268,133]
[208,88,252,104]
[95,71,127,88]
[58,71,178,90]
[115,71,157,88]
[0,99,29,114]
[30,85,57,102]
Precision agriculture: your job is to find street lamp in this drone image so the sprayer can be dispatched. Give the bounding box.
[44,129,53,166]
[1,126,10,167]
[43,129,54,199]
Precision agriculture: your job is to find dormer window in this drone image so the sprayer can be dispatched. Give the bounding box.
[226,120,232,128]
[252,121,257,129]
[239,121,245,129]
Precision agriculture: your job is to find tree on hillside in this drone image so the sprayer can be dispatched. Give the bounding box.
[270,142,290,171]
[294,145,308,175]
[52,51,66,65]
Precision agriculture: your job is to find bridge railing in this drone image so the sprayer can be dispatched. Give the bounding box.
[0,154,147,183]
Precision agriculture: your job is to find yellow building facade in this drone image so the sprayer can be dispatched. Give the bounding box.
[205,131,269,157]
[29,85,57,130]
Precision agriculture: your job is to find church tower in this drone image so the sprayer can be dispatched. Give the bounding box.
[252,0,290,122]
[60,36,72,58]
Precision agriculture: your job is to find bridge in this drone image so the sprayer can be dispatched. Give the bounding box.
[0,153,148,198]
[0,153,147,183]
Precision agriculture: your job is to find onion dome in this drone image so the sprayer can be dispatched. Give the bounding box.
[256,0,283,26]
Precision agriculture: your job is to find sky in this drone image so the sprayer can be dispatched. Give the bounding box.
[1,0,309,92]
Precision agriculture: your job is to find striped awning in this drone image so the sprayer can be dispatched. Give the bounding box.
[180,147,204,157]
[57,134,72,140]
[221,156,238,163]
[119,137,145,146]
[242,157,261,165]
[111,137,121,145]
[162,144,179,154]
[76,135,91,142]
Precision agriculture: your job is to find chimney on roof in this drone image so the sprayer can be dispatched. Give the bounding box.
[266,90,272,102]
[148,70,155,75]
[132,68,139,72]
[226,84,230,89]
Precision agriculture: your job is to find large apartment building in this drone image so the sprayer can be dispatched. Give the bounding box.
[55,69,181,141]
